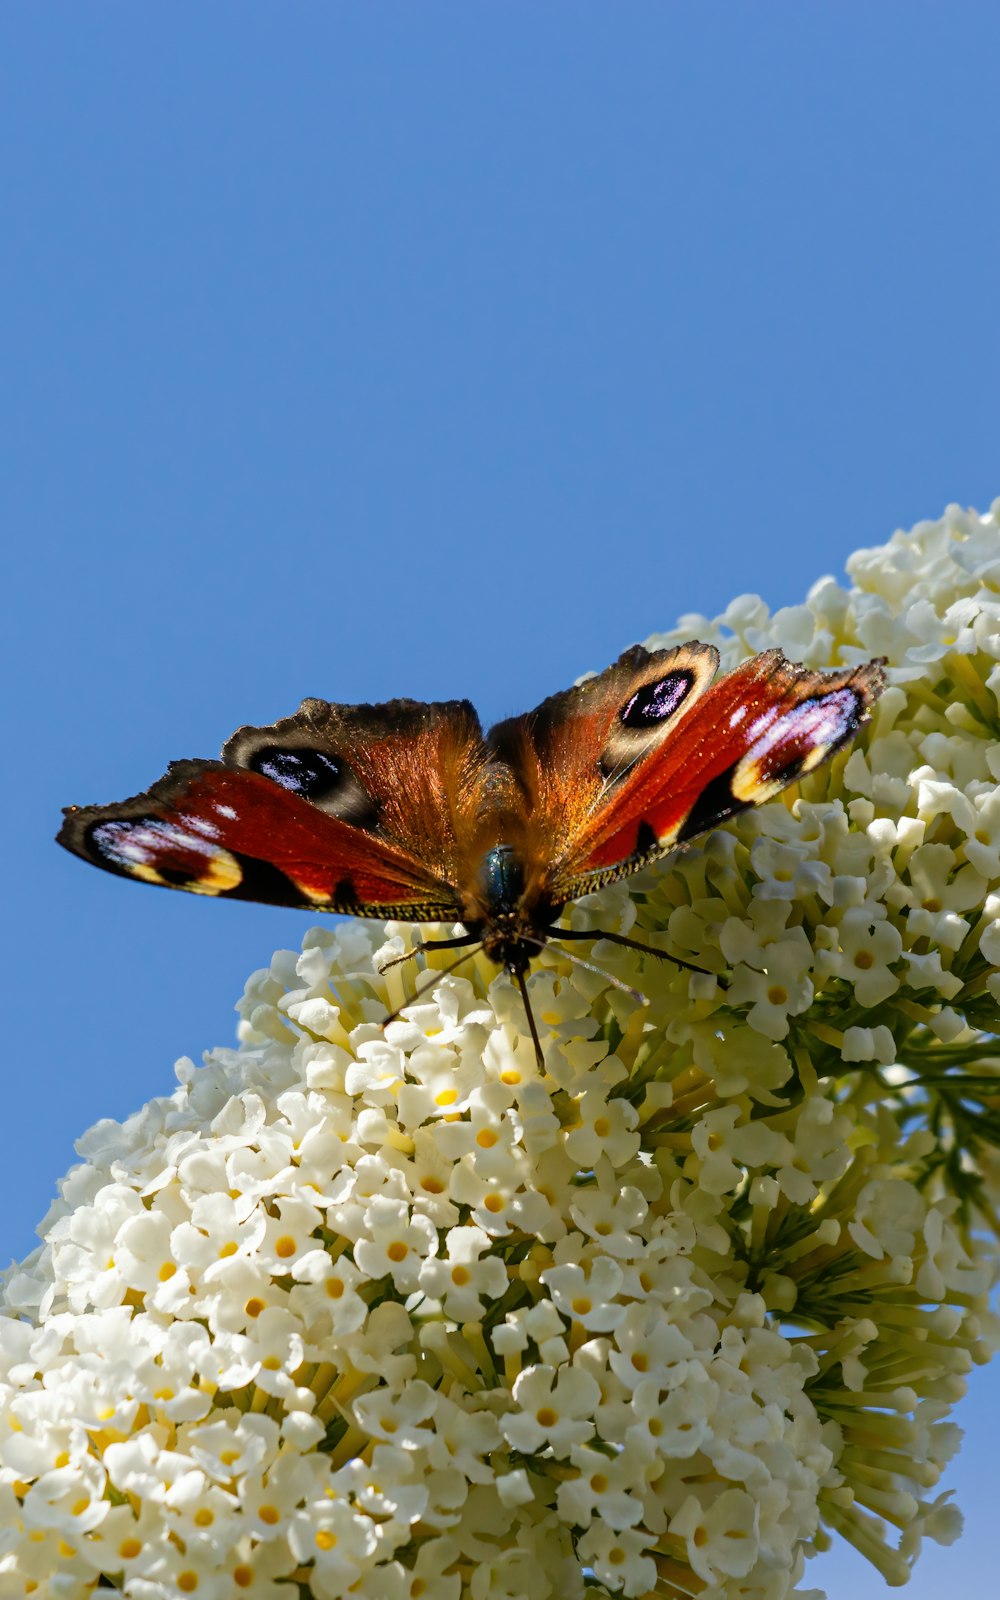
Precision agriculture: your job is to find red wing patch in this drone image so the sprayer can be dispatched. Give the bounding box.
[549,652,886,896]
[58,761,464,920]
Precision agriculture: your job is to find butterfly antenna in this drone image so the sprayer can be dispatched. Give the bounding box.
[513,965,545,1069]
[557,926,715,979]
[520,935,649,1006]
[381,945,484,1027]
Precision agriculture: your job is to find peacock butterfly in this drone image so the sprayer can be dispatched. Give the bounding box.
[58,643,885,1053]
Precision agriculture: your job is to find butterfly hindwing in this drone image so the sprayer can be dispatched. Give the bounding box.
[542,649,886,899]
[58,691,492,919]
[224,695,488,878]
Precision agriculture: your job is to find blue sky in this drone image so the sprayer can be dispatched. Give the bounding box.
[2,5,999,1593]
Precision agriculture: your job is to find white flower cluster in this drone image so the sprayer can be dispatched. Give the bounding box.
[3,502,1000,1599]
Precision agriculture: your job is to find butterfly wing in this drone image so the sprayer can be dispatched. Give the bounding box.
[488,644,885,905]
[59,655,886,924]
[485,643,719,892]
[58,697,488,920]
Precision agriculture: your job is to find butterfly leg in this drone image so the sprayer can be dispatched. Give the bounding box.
[556,926,721,982]
[378,930,481,973]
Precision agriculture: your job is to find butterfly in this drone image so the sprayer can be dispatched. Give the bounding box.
[58,642,885,1057]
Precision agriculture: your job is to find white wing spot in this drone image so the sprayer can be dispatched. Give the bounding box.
[182,813,221,838]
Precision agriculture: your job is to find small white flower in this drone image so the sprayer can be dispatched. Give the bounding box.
[819,906,903,1005]
[183,1411,279,1483]
[568,1182,648,1257]
[353,1195,438,1291]
[575,1522,657,1593]
[725,947,815,1041]
[563,1086,640,1168]
[417,1224,508,1321]
[540,1256,626,1333]
[624,1371,717,1460]
[170,1191,267,1281]
[351,1380,439,1449]
[287,1496,381,1596]
[501,1364,602,1454]
[671,1486,760,1582]
[555,1442,643,1529]
[287,1247,370,1337]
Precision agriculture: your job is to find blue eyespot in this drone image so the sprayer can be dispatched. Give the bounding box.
[251,746,343,799]
[620,671,692,729]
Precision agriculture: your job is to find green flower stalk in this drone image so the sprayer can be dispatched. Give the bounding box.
[2,501,999,1599]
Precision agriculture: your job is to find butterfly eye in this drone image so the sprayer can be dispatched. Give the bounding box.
[620,671,693,728]
[249,746,344,800]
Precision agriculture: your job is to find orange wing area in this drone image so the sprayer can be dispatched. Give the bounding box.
[223,696,488,891]
[550,651,886,899]
[58,761,463,919]
[485,643,721,901]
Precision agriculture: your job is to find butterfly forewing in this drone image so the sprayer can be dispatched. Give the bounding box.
[546,650,886,900]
